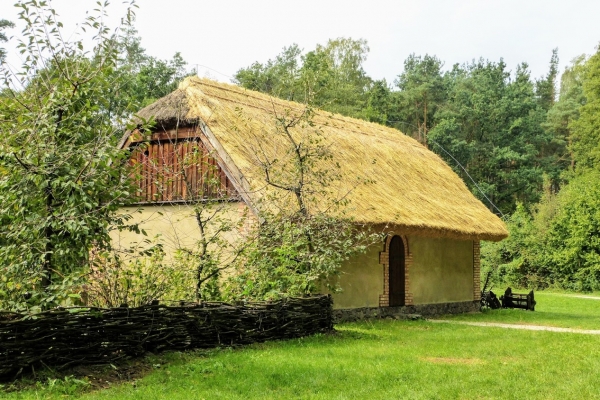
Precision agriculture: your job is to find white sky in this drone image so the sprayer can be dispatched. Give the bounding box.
[1,0,600,85]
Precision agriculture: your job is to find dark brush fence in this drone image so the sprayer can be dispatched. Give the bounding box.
[0,295,333,379]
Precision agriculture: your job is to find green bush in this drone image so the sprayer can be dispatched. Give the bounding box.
[482,171,600,291]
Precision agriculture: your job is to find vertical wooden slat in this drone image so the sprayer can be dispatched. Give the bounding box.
[198,145,208,197]
[162,141,168,202]
[137,148,143,201]
[173,142,181,200]
[144,147,150,202]
[141,147,146,202]
[144,144,149,202]
[166,141,173,201]
[189,140,195,199]
[150,143,156,202]
[187,140,193,199]
[190,141,198,200]
[212,156,218,197]
[133,148,138,200]
[157,142,164,201]
[210,156,216,197]
[182,140,189,200]
[179,141,185,200]
[152,143,161,201]
[220,168,226,197]
[178,140,184,200]
[206,155,211,198]
[201,141,207,198]
[127,129,242,203]
[140,147,148,201]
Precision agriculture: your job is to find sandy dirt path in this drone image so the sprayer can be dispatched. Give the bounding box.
[429,319,600,335]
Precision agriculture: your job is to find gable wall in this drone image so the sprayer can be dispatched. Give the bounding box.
[111,202,252,262]
[127,126,237,203]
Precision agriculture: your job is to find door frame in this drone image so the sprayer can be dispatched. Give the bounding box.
[379,234,413,307]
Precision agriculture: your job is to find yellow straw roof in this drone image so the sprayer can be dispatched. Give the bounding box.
[133,77,508,241]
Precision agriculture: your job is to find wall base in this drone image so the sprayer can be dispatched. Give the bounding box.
[333,300,479,323]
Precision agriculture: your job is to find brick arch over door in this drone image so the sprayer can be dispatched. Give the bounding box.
[379,234,413,307]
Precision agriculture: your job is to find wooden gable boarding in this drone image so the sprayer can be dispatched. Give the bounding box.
[124,126,238,203]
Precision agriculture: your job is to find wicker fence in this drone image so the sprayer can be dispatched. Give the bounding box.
[0,295,333,379]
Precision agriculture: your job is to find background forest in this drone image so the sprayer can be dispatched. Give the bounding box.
[1,3,600,312]
[233,38,600,291]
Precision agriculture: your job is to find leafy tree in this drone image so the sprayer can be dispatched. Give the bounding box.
[570,47,600,171]
[104,27,192,124]
[429,60,550,213]
[480,203,539,288]
[542,54,587,178]
[395,54,445,145]
[484,171,600,291]
[235,38,372,118]
[225,106,380,300]
[0,19,14,62]
[482,50,600,291]
[541,171,600,290]
[307,37,372,116]
[234,44,303,101]
[0,0,140,312]
[535,48,559,111]
[364,79,394,125]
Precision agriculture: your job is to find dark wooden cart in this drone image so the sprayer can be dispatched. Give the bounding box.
[500,287,536,311]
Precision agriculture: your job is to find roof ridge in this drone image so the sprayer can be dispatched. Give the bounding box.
[187,79,425,148]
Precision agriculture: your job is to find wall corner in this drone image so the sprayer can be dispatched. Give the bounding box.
[473,240,481,301]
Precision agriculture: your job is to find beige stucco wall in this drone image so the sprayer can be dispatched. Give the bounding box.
[330,243,383,309]
[111,203,248,261]
[112,208,474,308]
[330,235,474,309]
[409,236,474,304]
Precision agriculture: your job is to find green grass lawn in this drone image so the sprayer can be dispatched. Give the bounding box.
[4,291,600,400]
[443,291,600,329]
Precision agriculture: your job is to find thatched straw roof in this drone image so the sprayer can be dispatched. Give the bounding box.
[131,77,508,241]
[133,89,196,127]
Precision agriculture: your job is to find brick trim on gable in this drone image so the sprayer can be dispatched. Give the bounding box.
[379,234,413,307]
[473,241,481,301]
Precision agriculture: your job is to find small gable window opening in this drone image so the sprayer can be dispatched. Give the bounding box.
[127,127,237,203]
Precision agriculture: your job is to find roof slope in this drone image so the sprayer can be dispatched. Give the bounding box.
[134,77,508,241]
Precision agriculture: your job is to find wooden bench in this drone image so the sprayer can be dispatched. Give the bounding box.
[500,287,536,311]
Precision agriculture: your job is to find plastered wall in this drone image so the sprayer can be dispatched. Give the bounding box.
[111,203,249,261]
[331,235,475,309]
[409,236,474,304]
[112,209,475,308]
[330,243,383,309]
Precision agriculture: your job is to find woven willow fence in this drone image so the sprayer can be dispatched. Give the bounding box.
[0,295,333,378]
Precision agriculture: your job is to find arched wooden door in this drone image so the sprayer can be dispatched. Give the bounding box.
[389,235,406,307]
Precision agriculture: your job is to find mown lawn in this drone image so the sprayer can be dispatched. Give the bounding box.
[5,292,600,400]
[443,291,600,329]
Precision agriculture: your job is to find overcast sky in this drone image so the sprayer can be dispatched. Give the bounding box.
[1,0,600,85]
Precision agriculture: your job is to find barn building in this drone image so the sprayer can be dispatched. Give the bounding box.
[115,77,508,318]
